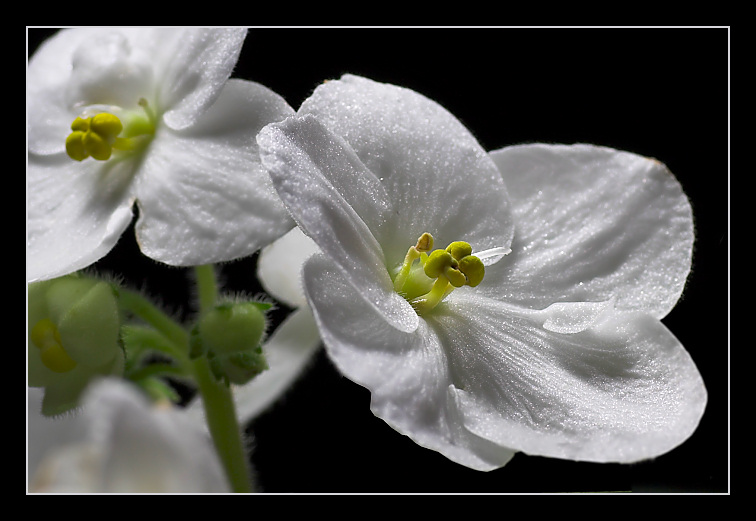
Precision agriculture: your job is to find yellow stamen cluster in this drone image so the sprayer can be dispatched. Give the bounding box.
[30,318,77,373]
[392,233,485,314]
[66,113,124,161]
[65,99,155,162]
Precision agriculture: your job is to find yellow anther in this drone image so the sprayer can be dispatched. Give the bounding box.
[394,234,490,314]
[65,112,124,161]
[415,232,434,252]
[90,113,123,140]
[31,318,60,349]
[446,267,467,288]
[423,249,467,288]
[65,132,88,161]
[39,344,78,373]
[423,249,455,279]
[83,130,113,160]
[70,117,90,132]
[458,255,485,287]
[64,103,155,162]
[446,241,472,260]
[31,319,77,373]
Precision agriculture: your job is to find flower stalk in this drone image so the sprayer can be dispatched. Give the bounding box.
[116,269,255,492]
[191,265,255,493]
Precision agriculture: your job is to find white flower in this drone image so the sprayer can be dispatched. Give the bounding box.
[28,379,229,493]
[256,74,707,470]
[27,28,293,282]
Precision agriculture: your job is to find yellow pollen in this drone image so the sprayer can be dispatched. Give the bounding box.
[65,101,156,162]
[30,319,77,373]
[392,233,487,314]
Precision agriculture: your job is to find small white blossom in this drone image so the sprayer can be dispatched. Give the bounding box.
[27,28,293,282]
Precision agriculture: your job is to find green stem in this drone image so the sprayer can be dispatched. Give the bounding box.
[117,288,189,352]
[192,356,254,493]
[191,265,254,493]
[194,264,219,314]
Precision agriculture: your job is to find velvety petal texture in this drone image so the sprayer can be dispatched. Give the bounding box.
[259,74,705,470]
[297,75,515,269]
[485,144,694,318]
[258,114,416,333]
[134,79,294,265]
[27,28,293,281]
[27,154,135,282]
[435,293,706,463]
[303,255,516,471]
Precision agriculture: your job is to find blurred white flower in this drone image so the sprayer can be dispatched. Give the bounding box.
[29,379,230,493]
[27,28,293,282]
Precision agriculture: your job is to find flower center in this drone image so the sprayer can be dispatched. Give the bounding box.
[392,233,486,315]
[30,319,77,373]
[65,98,156,162]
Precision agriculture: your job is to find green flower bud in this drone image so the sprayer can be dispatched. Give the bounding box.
[28,275,124,416]
[210,348,269,386]
[199,302,269,385]
[198,302,267,357]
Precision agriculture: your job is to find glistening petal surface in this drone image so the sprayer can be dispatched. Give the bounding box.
[27,153,135,282]
[258,115,418,333]
[434,292,707,463]
[155,28,248,130]
[135,80,294,266]
[302,254,516,471]
[485,144,694,318]
[28,28,155,155]
[303,252,706,467]
[298,75,514,268]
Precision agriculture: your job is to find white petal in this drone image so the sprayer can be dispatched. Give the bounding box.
[435,292,707,464]
[135,79,294,266]
[258,115,418,333]
[541,299,615,334]
[258,227,320,309]
[299,74,514,268]
[28,28,161,154]
[141,27,247,130]
[28,29,93,155]
[27,387,80,487]
[486,144,694,318]
[157,28,248,130]
[27,153,135,282]
[188,307,322,425]
[31,378,229,493]
[302,254,513,470]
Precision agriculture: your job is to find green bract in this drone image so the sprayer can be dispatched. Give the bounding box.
[28,275,124,415]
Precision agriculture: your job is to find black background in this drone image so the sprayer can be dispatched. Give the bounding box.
[27,27,728,494]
